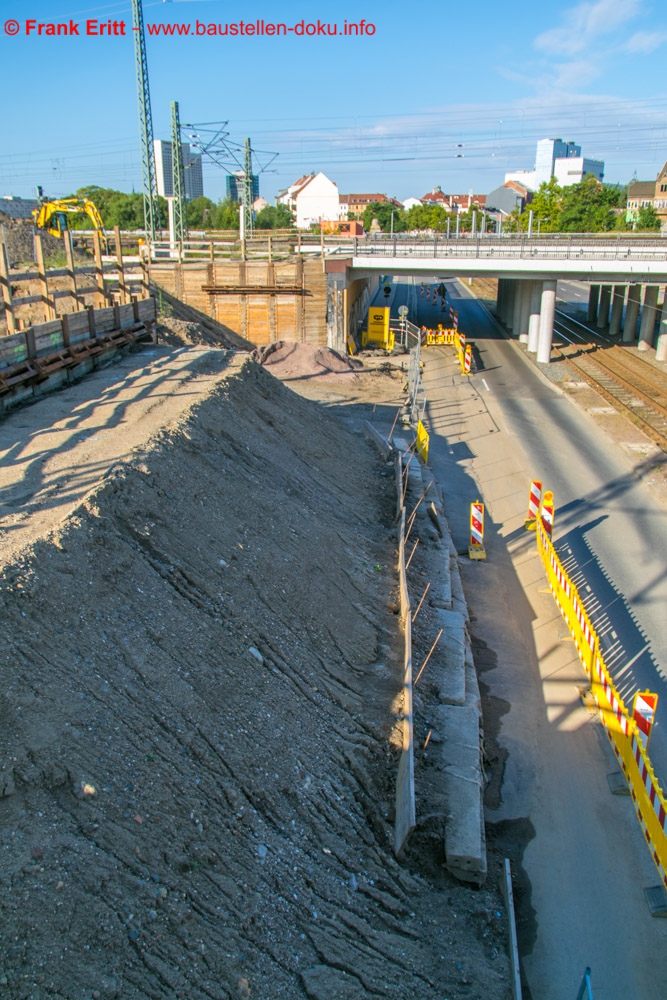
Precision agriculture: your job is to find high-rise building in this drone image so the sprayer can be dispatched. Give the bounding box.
[226,172,260,203]
[154,139,204,200]
[505,138,603,191]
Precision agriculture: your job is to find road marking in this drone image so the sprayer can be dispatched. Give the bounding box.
[482,378,490,392]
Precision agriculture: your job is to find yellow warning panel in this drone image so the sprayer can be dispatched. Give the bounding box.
[366,306,391,347]
[416,420,429,464]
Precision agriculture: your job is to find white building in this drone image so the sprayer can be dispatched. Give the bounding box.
[154,139,204,201]
[276,172,343,229]
[505,138,603,191]
[402,197,423,210]
[553,157,604,186]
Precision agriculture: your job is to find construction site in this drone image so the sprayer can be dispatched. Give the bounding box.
[4,0,667,997]
[0,3,516,987]
[0,177,519,1000]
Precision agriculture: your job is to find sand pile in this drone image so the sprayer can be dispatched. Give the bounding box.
[252,341,363,380]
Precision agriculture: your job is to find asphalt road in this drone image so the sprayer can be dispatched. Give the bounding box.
[376,276,667,1000]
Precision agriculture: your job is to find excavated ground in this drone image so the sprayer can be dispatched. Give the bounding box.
[0,332,511,999]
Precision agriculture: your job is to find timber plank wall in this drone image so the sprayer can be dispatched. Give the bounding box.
[150,258,327,346]
[0,298,156,414]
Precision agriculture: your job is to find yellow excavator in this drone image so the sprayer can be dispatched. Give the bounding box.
[32,196,106,243]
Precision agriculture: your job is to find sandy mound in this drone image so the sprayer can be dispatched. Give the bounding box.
[252,341,363,380]
[0,359,509,999]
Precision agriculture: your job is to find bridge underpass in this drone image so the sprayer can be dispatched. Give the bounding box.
[325,235,667,361]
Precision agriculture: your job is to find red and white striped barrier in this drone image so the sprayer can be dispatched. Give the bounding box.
[541,490,554,537]
[525,480,542,529]
[468,501,486,560]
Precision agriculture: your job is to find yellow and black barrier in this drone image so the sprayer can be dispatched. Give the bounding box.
[424,327,458,346]
[535,507,667,891]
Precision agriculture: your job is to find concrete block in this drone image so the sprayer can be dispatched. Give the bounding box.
[418,464,443,509]
[433,609,467,706]
[434,702,487,884]
[363,420,393,461]
[464,636,481,719]
[449,554,469,621]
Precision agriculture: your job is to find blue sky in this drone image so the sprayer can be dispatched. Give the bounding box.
[1,0,666,203]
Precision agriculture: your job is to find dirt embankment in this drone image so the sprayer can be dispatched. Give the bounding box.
[0,355,510,999]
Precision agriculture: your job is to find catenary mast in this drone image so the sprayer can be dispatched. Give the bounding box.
[132,0,161,240]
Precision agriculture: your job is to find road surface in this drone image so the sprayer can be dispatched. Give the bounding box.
[377,275,667,999]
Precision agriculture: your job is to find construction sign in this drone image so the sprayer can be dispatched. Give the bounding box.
[541,490,554,537]
[468,501,486,560]
[633,691,658,746]
[416,420,429,465]
[524,480,542,531]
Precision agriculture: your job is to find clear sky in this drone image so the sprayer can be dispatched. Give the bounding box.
[1,0,666,204]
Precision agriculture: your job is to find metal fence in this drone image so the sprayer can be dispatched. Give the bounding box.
[396,318,426,426]
[352,234,667,263]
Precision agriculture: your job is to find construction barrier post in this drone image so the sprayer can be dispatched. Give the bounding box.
[416,420,429,465]
[633,690,659,749]
[463,343,472,375]
[468,500,486,560]
[541,489,554,538]
[525,480,542,530]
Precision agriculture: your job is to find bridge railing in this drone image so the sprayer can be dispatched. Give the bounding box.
[351,234,667,262]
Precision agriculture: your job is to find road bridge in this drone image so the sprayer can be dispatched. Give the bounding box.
[325,235,667,362]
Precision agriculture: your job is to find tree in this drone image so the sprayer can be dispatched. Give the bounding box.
[187,196,217,229]
[558,175,617,232]
[212,199,240,230]
[404,203,451,231]
[523,177,563,232]
[255,204,295,229]
[636,204,661,231]
[361,201,406,233]
[69,186,165,230]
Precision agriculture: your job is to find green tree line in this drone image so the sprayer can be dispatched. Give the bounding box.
[61,178,660,235]
[64,186,294,231]
[359,176,660,234]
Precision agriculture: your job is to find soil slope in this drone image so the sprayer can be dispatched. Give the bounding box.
[0,355,509,999]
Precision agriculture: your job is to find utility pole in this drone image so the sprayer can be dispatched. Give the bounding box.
[132,0,161,241]
[171,100,188,246]
[241,137,254,241]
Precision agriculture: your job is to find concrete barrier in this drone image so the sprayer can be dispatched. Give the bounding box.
[391,443,486,881]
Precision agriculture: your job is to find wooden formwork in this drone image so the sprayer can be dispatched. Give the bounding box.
[0,297,156,412]
[150,257,327,346]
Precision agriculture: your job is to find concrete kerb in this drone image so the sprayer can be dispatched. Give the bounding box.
[364,416,487,879]
[400,426,487,879]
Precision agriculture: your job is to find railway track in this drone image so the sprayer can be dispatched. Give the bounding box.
[553,310,667,452]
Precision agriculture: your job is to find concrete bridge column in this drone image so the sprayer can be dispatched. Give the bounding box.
[623,284,642,342]
[656,292,667,362]
[527,281,541,353]
[609,286,626,336]
[496,278,507,320]
[587,284,600,324]
[500,278,512,326]
[537,280,557,364]
[498,279,508,324]
[518,281,532,342]
[638,284,659,351]
[504,280,516,330]
[512,280,524,335]
[597,285,612,329]
[495,279,503,318]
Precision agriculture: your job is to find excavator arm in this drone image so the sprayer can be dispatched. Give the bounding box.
[32,197,106,238]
